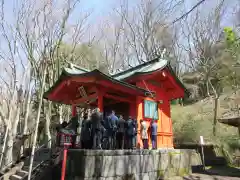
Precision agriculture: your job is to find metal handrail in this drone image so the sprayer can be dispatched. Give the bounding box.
[0,130,34,172]
[1,119,75,178]
[22,138,55,180]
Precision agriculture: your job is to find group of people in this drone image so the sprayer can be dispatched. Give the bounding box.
[80,109,139,149]
[57,108,158,150]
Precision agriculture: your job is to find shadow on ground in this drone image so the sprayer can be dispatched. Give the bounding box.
[182,165,240,180]
[206,166,240,177]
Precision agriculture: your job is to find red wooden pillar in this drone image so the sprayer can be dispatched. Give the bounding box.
[97,90,103,112]
[61,148,68,180]
[129,101,136,118]
[72,105,77,117]
[136,96,143,148]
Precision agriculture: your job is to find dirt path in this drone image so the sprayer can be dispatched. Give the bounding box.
[183,173,240,180]
[170,166,240,180]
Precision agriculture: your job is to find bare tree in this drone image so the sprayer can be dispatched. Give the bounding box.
[119,0,183,62]
[0,60,30,168]
[99,0,184,73]
[179,0,228,136]
[0,0,95,168]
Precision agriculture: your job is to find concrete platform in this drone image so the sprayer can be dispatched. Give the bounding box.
[66,149,201,180]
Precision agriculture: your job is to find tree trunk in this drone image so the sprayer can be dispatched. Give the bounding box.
[213,97,219,136]
[45,101,52,148]
[4,132,14,168]
[238,125,240,137]
[12,107,21,163]
[23,90,31,135]
[59,105,63,124]
[67,106,70,122]
[28,66,47,180]
[0,126,9,169]
[208,79,219,137]
[206,81,211,97]
[0,105,20,169]
[22,90,31,152]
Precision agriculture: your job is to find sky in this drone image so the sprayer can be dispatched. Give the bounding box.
[0,0,239,83]
[3,0,239,30]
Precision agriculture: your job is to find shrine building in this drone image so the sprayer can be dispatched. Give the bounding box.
[44,57,188,148]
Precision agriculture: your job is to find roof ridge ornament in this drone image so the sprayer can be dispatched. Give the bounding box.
[66,60,74,69]
[69,63,74,69]
[160,48,166,59]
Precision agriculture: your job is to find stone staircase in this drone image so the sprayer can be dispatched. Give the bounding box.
[10,170,28,180]
[8,148,61,180]
[174,143,228,167]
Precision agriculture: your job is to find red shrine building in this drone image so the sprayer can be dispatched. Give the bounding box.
[44,58,188,148]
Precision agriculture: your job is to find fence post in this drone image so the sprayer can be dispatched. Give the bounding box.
[199,136,205,170]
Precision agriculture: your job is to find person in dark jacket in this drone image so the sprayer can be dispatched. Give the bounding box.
[132,118,138,149]
[61,121,68,128]
[91,108,103,149]
[106,110,118,149]
[85,119,93,149]
[116,115,125,149]
[151,120,158,149]
[80,114,88,149]
[126,116,134,149]
[69,115,80,148]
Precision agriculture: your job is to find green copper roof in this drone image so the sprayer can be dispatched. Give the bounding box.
[64,63,89,75]
[63,58,167,81]
[113,58,167,80]
[43,66,150,101]
[44,57,189,102]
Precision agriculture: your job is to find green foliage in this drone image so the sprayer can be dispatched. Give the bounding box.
[172,101,238,144]
[224,27,238,46]
[172,97,239,164]
[223,27,240,61]
[218,27,240,91]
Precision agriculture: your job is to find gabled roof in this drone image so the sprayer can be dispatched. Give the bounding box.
[112,58,188,95]
[218,116,240,127]
[113,58,167,80]
[63,68,148,94]
[44,57,189,102]
[43,65,150,100]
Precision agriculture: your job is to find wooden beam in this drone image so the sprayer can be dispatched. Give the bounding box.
[104,101,120,106]
[141,80,156,98]
[88,86,98,93]
[96,80,143,96]
[158,132,173,136]
[72,93,98,105]
[49,76,96,100]
[163,70,184,97]
[104,93,135,104]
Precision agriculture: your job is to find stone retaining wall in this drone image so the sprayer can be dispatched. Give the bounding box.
[66,149,201,180]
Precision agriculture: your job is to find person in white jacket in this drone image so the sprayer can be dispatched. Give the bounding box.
[140,119,148,149]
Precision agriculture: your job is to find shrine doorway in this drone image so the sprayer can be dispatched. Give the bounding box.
[103,98,130,120]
